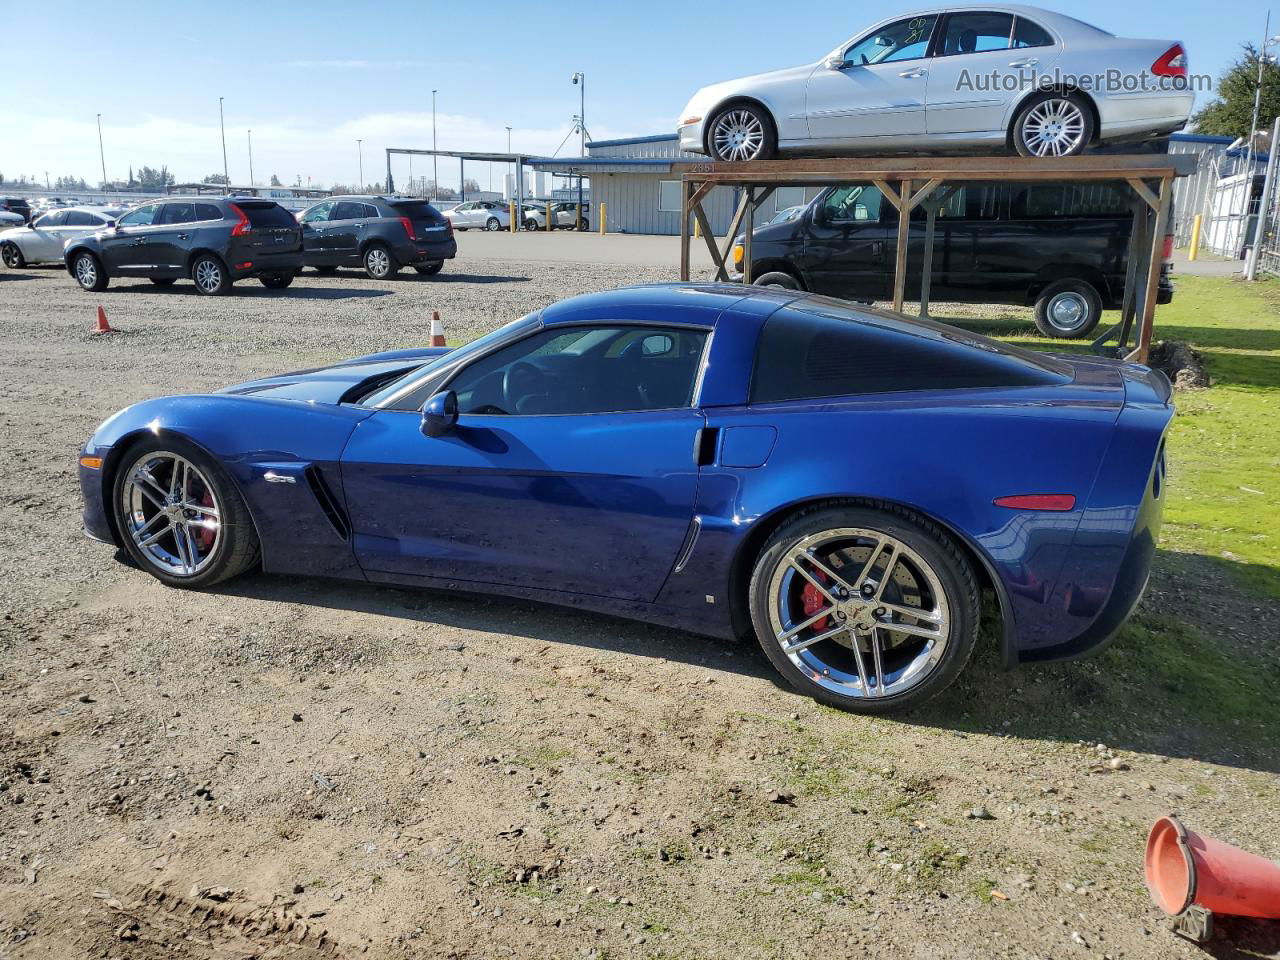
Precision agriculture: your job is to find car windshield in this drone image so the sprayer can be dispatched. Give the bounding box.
[361,313,543,408]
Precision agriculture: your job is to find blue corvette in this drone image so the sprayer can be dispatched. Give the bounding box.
[78,285,1172,713]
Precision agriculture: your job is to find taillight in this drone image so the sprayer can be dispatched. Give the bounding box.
[398,216,415,241]
[229,204,251,236]
[444,218,453,235]
[993,494,1077,512]
[1152,44,1187,77]
[1162,233,1174,261]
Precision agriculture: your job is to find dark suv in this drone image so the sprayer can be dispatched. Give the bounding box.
[64,197,303,295]
[734,182,1175,338]
[2,197,32,223]
[297,195,456,280]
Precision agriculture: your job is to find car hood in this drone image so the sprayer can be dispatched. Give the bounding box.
[218,347,451,404]
[680,62,815,120]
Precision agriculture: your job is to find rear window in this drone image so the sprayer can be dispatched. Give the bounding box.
[235,202,298,229]
[391,200,445,223]
[196,203,223,221]
[1009,184,1130,219]
[750,297,1071,404]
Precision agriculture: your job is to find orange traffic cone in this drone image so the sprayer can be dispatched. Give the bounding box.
[429,310,446,347]
[1146,815,1280,919]
[91,305,117,335]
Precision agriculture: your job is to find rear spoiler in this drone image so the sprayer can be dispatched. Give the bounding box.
[1120,362,1173,407]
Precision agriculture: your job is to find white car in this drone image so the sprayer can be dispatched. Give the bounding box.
[442,200,511,231]
[521,201,591,231]
[678,4,1192,160]
[0,206,123,268]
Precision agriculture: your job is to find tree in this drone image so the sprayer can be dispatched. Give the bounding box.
[463,177,481,193]
[135,166,175,190]
[1192,44,1280,138]
[202,173,230,185]
[269,173,282,186]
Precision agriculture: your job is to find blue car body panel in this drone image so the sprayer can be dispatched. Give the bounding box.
[79,284,1172,664]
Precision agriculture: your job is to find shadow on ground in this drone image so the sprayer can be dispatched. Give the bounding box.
[113,282,393,300]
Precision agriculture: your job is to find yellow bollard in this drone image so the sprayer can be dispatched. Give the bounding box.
[576,203,583,231]
[546,201,552,233]
[599,201,607,235]
[509,202,516,234]
[1188,213,1202,261]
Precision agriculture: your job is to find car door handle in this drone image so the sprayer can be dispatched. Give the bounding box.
[177,233,190,240]
[356,223,366,229]
[133,238,146,245]
[1008,57,1039,68]
[898,67,927,78]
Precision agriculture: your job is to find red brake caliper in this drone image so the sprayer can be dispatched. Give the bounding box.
[197,490,215,550]
[801,569,830,631]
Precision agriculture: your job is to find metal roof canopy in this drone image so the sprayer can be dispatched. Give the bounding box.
[384,147,539,207]
[166,183,334,198]
[675,154,1197,363]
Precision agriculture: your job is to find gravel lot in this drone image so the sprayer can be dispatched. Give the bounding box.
[1,243,1277,959]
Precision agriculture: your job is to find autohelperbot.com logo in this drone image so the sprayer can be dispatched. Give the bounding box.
[956,67,1212,94]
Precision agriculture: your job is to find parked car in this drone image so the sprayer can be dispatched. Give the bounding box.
[731,180,1174,337]
[297,196,457,279]
[76,284,1172,714]
[1,197,32,223]
[0,206,124,268]
[0,210,24,232]
[523,201,591,231]
[678,5,1192,161]
[443,200,510,231]
[64,197,302,295]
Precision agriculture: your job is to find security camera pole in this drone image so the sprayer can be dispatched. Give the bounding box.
[572,72,585,224]
[218,97,229,189]
[96,113,107,188]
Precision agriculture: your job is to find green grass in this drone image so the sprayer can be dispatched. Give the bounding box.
[923,276,1280,762]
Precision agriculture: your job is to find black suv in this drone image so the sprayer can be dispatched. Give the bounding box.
[64,197,303,295]
[2,197,32,223]
[297,195,456,279]
[734,182,1174,338]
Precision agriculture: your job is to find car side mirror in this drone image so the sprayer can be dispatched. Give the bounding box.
[420,389,458,437]
[825,55,847,70]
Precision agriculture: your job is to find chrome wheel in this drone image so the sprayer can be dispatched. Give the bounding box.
[712,109,766,162]
[366,246,390,276]
[485,217,501,231]
[1047,291,1090,332]
[766,527,950,700]
[120,452,221,578]
[1021,98,1086,157]
[194,258,223,293]
[74,254,98,287]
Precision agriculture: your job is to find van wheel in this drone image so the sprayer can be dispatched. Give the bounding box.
[753,271,801,290]
[1034,280,1102,338]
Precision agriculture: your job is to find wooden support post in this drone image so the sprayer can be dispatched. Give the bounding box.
[890,179,911,313]
[1112,199,1146,353]
[742,187,756,284]
[679,179,693,281]
[917,186,956,321]
[1128,176,1172,364]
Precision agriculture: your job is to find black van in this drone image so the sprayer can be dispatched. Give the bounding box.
[734,182,1174,338]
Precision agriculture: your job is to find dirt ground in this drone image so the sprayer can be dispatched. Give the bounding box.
[1,248,1277,960]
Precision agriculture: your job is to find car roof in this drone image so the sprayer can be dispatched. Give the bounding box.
[541,283,800,328]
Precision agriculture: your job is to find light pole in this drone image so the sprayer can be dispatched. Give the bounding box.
[96,113,107,188]
[506,125,512,198]
[218,97,229,188]
[571,72,586,219]
[431,89,438,201]
[356,139,364,190]
[247,130,255,187]
[1244,18,1280,266]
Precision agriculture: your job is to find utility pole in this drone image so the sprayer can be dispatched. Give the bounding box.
[96,113,107,187]
[247,130,255,187]
[1247,113,1280,279]
[571,72,586,221]
[218,97,229,188]
[1244,13,1276,253]
[357,140,364,190]
[432,89,438,201]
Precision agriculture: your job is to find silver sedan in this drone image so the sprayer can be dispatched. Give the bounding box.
[678,4,1192,161]
[0,206,123,268]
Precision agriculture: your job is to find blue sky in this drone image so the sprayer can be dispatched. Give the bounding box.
[1,0,1271,189]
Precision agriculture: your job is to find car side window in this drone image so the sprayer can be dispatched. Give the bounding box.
[361,203,381,218]
[118,204,159,227]
[301,201,334,223]
[446,325,709,417]
[333,201,365,220]
[158,202,196,225]
[36,210,68,228]
[64,211,96,227]
[939,12,1014,56]
[821,184,883,224]
[195,203,223,221]
[1013,16,1054,48]
[843,15,937,65]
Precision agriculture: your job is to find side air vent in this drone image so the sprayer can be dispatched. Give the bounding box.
[304,465,351,541]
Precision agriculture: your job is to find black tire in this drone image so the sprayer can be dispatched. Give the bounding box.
[577,218,589,231]
[190,254,232,296]
[414,260,444,276]
[1011,91,1094,158]
[1,242,25,269]
[484,217,502,232]
[363,243,399,280]
[313,265,339,275]
[524,219,539,232]
[149,277,177,287]
[753,271,801,290]
[1033,279,1103,338]
[111,434,260,589]
[71,250,108,292]
[707,102,777,162]
[748,504,980,715]
[259,272,295,290]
